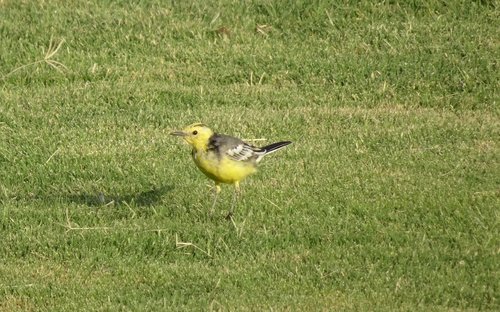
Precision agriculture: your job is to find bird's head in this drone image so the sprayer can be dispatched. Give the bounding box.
[170,123,214,150]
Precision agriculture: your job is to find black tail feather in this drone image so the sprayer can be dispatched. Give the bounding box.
[262,141,292,154]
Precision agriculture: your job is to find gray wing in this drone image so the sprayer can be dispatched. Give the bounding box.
[208,134,264,162]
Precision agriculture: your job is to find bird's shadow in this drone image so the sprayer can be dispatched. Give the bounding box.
[65,185,174,208]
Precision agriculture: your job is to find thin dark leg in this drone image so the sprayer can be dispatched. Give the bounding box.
[225,182,240,220]
[211,183,221,212]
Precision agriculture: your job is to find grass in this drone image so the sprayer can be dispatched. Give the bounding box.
[0,0,498,310]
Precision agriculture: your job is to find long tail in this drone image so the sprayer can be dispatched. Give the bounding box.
[261,141,292,155]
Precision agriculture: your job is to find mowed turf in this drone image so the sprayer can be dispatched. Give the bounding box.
[0,0,498,310]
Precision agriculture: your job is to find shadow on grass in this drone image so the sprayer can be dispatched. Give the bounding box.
[66,185,174,207]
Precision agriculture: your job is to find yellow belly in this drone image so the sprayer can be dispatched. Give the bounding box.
[193,150,257,184]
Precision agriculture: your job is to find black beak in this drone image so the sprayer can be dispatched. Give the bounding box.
[170,131,186,137]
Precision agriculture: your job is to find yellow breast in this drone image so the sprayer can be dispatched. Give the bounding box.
[192,149,257,184]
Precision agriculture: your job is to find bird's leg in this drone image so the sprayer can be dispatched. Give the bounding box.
[211,183,221,212]
[226,182,240,220]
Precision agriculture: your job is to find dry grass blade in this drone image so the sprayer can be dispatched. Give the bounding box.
[62,207,112,232]
[175,234,212,257]
[46,60,68,72]
[256,24,272,36]
[44,37,65,59]
[44,37,67,72]
[1,37,67,80]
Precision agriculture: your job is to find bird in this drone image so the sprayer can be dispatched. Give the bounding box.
[170,123,292,219]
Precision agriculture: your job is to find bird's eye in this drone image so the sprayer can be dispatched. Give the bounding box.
[192,130,198,135]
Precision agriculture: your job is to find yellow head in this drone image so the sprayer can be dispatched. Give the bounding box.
[170,123,214,150]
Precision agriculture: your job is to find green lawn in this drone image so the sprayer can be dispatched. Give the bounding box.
[1,0,498,310]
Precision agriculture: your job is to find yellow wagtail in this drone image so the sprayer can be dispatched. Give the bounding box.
[171,123,292,218]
